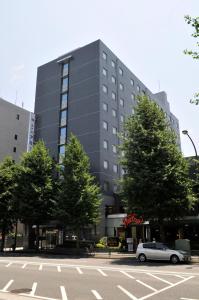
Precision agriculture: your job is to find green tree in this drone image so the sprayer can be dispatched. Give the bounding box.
[15,141,55,249]
[120,95,195,240]
[57,134,101,247]
[184,15,199,104]
[0,157,18,252]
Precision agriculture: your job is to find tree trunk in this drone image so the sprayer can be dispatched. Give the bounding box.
[13,221,18,252]
[0,226,6,252]
[75,228,80,251]
[159,223,165,242]
[35,224,40,251]
[28,224,36,249]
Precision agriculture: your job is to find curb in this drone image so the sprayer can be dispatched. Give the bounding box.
[0,291,35,300]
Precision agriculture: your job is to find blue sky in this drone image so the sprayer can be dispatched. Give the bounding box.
[0,0,198,156]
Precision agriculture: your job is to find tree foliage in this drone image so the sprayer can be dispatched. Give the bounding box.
[15,141,55,248]
[0,157,18,251]
[57,134,101,238]
[120,96,195,226]
[184,15,199,104]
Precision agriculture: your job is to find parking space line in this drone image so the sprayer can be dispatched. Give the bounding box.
[120,271,135,279]
[140,276,194,300]
[60,286,68,300]
[117,285,138,300]
[57,266,61,272]
[136,280,157,292]
[0,279,14,292]
[176,275,186,279]
[39,264,43,271]
[76,267,83,274]
[22,263,27,269]
[91,290,103,299]
[5,262,12,267]
[97,269,107,277]
[30,282,37,296]
[147,273,172,285]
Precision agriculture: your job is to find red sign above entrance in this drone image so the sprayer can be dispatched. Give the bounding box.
[123,213,144,227]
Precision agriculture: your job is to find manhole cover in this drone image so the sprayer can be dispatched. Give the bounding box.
[11,288,32,294]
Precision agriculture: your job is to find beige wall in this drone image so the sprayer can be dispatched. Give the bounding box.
[0,98,32,162]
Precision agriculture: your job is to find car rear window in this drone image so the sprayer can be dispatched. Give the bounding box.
[143,243,156,249]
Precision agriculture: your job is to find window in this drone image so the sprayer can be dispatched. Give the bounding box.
[103,160,109,169]
[112,109,117,118]
[111,76,116,84]
[120,98,124,107]
[112,145,117,153]
[103,52,107,60]
[60,127,67,144]
[13,147,16,153]
[111,60,116,68]
[119,83,124,91]
[103,68,107,77]
[62,63,68,77]
[120,115,124,123]
[60,110,67,126]
[130,79,134,86]
[131,93,135,101]
[16,114,20,120]
[103,181,109,192]
[112,127,117,135]
[112,92,116,100]
[61,93,68,109]
[102,85,108,94]
[119,67,123,75]
[103,140,108,150]
[14,134,18,140]
[103,121,108,131]
[58,145,65,163]
[62,77,68,92]
[103,103,108,112]
[137,85,140,92]
[113,164,118,173]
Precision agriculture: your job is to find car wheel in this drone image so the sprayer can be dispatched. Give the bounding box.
[170,255,179,264]
[138,253,146,262]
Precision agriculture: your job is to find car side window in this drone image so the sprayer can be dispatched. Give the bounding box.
[143,243,156,249]
[156,243,165,250]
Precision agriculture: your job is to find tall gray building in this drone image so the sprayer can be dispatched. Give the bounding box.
[34,40,180,236]
[0,98,35,163]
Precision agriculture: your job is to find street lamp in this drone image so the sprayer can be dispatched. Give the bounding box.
[182,130,198,158]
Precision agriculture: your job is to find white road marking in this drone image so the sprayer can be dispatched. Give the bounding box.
[22,263,27,269]
[136,280,157,292]
[60,286,68,300]
[140,276,194,300]
[120,271,135,279]
[117,285,138,300]
[1,279,14,292]
[30,282,37,296]
[20,294,57,300]
[76,267,83,274]
[180,298,199,300]
[5,262,12,267]
[57,266,61,272]
[39,264,43,271]
[147,272,172,285]
[91,290,103,300]
[97,269,107,277]
[176,275,186,279]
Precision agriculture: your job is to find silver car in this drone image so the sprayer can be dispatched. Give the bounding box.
[136,242,191,264]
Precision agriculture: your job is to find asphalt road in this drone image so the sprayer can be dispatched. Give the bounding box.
[0,256,198,300]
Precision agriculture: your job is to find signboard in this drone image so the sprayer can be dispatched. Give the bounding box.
[107,237,119,247]
[123,213,144,227]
